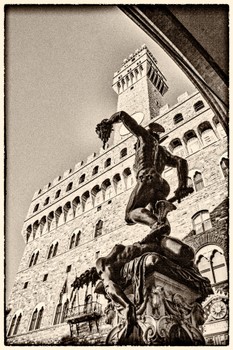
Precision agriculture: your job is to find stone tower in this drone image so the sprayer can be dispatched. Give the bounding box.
[112,44,168,144]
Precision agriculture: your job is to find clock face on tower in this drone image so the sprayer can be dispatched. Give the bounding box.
[119,112,144,136]
[210,301,227,319]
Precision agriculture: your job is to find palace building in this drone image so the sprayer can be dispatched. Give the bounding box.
[6,45,228,345]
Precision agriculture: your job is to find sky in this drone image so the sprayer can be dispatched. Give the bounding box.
[5,5,196,301]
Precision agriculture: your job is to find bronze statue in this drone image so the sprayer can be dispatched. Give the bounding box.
[95,111,197,342]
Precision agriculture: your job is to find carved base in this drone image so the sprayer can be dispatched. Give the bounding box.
[106,270,206,345]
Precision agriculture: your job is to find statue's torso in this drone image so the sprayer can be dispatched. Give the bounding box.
[134,136,166,176]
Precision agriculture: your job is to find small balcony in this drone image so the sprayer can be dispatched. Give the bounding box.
[65,302,102,324]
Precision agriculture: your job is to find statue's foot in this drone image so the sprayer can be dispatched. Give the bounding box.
[140,220,171,244]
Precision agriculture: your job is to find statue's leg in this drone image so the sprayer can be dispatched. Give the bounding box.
[160,236,195,267]
[125,180,158,227]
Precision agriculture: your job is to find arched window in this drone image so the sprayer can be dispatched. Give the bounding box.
[91,185,102,206]
[26,225,32,243]
[120,148,127,158]
[193,172,204,191]
[197,256,214,284]
[48,242,58,259]
[79,174,85,184]
[33,204,39,213]
[184,130,200,154]
[69,230,81,249]
[66,182,73,192]
[34,251,39,265]
[194,100,205,112]
[69,234,76,249]
[123,168,134,189]
[40,216,47,235]
[211,250,228,283]
[95,220,103,237]
[82,191,92,211]
[102,180,113,200]
[113,173,124,194]
[29,253,35,267]
[53,242,58,257]
[192,210,212,234]
[55,189,61,199]
[169,138,186,157]
[104,158,111,168]
[220,157,229,178]
[213,116,226,138]
[92,165,99,176]
[198,121,217,146]
[63,202,72,222]
[13,313,22,335]
[54,303,62,325]
[44,197,50,206]
[32,220,39,239]
[173,113,183,124]
[29,309,38,331]
[47,245,54,259]
[196,246,228,286]
[47,211,54,232]
[29,251,39,267]
[61,300,69,323]
[8,315,16,336]
[72,196,80,217]
[35,307,44,330]
[55,207,63,227]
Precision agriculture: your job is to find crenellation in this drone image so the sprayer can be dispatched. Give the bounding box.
[63,169,72,178]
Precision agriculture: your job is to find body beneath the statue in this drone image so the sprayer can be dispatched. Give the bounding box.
[95,111,198,341]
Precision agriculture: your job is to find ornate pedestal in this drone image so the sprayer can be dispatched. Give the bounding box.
[105,252,212,345]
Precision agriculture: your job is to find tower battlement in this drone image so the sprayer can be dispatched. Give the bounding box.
[112,44,168,96]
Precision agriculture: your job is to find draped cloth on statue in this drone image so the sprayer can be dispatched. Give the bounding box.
[121,252,213,307]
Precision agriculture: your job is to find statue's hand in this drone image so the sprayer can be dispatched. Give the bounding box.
[174,185,194,203]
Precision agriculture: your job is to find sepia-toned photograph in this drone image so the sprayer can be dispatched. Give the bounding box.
[4,3,229,346]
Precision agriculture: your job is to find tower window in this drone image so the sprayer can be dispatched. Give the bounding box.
[29,251,39,267]
[192,210,212,234]
[66,182,73,192]
[23,282,28,289]
[120,148,127,158]
[43,274,48,282]
[95,220,103,237]
[44,197,50,206]
[104,158,111,168]
[66,265,72,273]
[220,157,229,178]
[79,174,85,184]
[33,204,39,213]
[92,165,99,176]
[193,172,204,192]
[55,190,61,199]
[47,242,59,259]
[173,113,183,124]
[194,100,205,112]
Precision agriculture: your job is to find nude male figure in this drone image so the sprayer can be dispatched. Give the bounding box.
[95,111,194,338]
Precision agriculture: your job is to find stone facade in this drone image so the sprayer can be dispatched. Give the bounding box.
[6,46,228,345]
